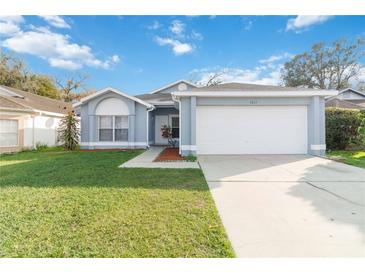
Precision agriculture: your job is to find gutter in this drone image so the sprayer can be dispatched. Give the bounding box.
[172,90,338,98]
[0,107,66,118]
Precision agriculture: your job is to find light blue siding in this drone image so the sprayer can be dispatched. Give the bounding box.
[79,90,148,149]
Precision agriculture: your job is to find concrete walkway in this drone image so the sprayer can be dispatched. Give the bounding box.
[199,155,365,257]
[120,146,199,169]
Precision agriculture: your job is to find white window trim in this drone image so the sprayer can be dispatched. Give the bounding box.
[98,115,129,142]
[0,119,19,147]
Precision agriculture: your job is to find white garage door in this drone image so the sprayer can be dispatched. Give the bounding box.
[196,105,308,154]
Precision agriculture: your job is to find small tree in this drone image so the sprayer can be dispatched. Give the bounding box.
[161,125,177,148]
[58,111,80,150]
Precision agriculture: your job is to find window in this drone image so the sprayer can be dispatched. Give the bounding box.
[99,116,113,141]
[115,116,128,141]
[171,116,179,138]
[98,116,128,142]
[0,119,18,147]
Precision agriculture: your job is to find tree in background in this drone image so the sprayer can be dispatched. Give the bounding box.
[58,111,80,151]
[0,50,61,99]
[56,74,90,102]
[281,38,364,90]
[189,72,224,87]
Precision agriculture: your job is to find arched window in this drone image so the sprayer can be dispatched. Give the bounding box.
[95,98,130,142]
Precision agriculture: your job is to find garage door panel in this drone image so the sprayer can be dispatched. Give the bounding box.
[196,106,307,154]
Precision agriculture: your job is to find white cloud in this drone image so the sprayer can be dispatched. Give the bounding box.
[49,58,82,70]
[169,20,185,37]
[198,67,281,86]
[1,27,119,70]
[0,16,24,24]
[39,15,71,29]
[286,15,333,32]
[111,55,120,63]
[0,22,20,35]
[148,20,162,30]
[190,53,288,86]
[259,52,293,64]
[0,16,24,36]
[155,36,193,55]
[191,30,203,40]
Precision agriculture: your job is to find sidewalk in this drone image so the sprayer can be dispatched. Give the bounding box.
[119,146,200,169]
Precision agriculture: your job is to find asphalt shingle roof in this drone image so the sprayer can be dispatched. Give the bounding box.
[0,85,72,114]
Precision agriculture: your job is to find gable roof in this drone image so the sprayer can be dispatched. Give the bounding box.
[337,88,365,98]
[73,87,154,109]
[325,98,364,109]
[0,85,71,115]
[135,93,175,106]
[149,80,198,94]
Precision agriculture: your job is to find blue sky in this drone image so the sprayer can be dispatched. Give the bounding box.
[0,15,364,94]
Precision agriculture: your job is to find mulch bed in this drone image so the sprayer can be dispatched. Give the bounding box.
[154,148,185,162]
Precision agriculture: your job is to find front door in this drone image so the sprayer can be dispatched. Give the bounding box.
[155,115,169,145]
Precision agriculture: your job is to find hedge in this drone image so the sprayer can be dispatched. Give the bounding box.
[326,108,365,150]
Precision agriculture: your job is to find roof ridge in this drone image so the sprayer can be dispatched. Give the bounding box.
[0,85,68,105]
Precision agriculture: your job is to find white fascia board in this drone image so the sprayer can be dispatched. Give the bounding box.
[0,86,25,98]
[147,101,175,106]
[0,107,65,118]
[0,107,35,114]
[172,90,338,98]
[150,80,198,94]
[73,87,155,110]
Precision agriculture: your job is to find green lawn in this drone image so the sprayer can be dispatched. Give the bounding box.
[0,150,234,258]
[327,150,365,169]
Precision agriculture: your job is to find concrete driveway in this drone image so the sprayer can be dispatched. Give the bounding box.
[198,155,365,257]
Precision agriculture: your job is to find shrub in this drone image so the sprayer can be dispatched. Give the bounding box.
[58,111,80,151]
[184,154,197,162]
[35,142,48,151]
[326,108,364,150]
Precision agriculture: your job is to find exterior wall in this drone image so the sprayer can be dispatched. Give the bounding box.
[0,112,61,153]
[180,96,326,156]
[79,90,149,149]
[23,115,61,147]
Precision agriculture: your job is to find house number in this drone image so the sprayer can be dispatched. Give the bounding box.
[249,99,258,105]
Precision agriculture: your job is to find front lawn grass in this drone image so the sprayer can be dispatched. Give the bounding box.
[0,150,234,258]
[327,150,365,169]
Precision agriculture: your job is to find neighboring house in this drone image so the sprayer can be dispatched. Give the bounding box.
[74,80,336,156]
[0,85,72,153]
[325,88,365,109]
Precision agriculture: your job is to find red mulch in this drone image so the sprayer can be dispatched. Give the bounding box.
[154,148,185,162]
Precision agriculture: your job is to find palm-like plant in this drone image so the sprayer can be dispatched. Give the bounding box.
[58,111,80,150]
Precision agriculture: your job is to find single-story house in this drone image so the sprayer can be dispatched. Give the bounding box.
[73,80,337,156]
[0,85,72,153]
[325,88,365,109]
